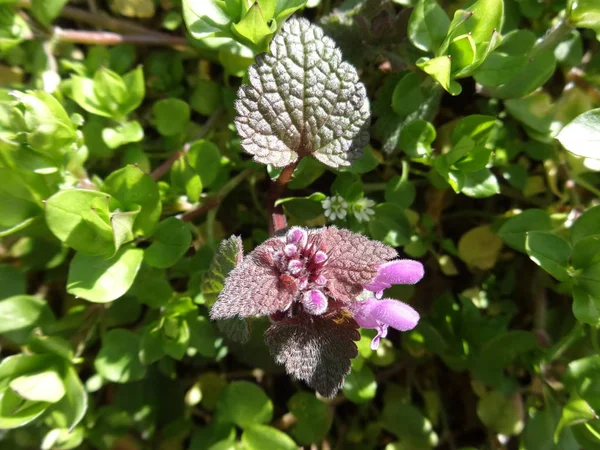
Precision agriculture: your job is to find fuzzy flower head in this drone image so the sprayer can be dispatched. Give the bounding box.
[322,195,348,221]
[210,227,424,397]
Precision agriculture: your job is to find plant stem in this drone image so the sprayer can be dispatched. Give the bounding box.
[150,109,224,181]
[18,0,190,49]
[178,168,253,222]
[268,160,300,236]
[574,175,600,198]
[532,17,571,56]
[50,28,189,47]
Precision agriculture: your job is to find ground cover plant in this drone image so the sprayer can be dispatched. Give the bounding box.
[0,0,600,449]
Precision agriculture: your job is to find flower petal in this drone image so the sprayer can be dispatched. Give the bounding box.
[369,299,420,331]
[265,311,359,397]
[364,259,424,292]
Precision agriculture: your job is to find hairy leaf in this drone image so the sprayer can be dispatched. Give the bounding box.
[265,311,359,397]
[235,17,370,168]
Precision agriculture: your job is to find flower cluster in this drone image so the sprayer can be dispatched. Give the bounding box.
[210,227,424,397]
[322,196,376,223]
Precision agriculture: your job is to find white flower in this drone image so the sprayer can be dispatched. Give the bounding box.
[352,197,376,223]
[322,195,348,221]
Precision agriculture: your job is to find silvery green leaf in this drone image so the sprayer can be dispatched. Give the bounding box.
[235,17,370,168]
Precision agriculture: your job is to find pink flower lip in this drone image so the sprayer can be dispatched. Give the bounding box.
[349,298,420,350]
[364,260,424,295]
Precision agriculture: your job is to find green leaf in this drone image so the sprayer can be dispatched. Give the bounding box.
[449,33,477,75]
[368,204,412,247]
[572,236,600,270]
[45,189,116,256]
[12,91,77,158]
[288,157,326,189]
[494,50,556,99]
[171,154,203,202]
[120,66,146,116]
[460,169,500,198]
[279,192,327,221]
[439,0,504,59]
[573,285,600,326]
[497,209,553,253]
[472,331,538,385]
[458,225,503,270]
[139,324,165,365]
[102,165,162,236]
[572,206,600,244]
[216,381,273,428]
[381,401,438,447]
[338,147,379,174]
[477,391,524,436]
[144,218,192,269]
[0,265,25,300]
[385,176,416,209]
[202,236,243,307]
[111,208,139,252]
[567,0,600,41]
[526,232,571,282]
[48,365,87,431]
[102,120,144,149]
[555,393,598,442]
[232,3,273,51]
[332,172,363,202]
[0,295,55,343]
[408,0,450,53]
[241,424,296,450]
[392,73,423,117]
[67,246,144,303]
[342,364,377,404]
[557,108,600,161]
[0,389,49,429]
[417,55,462,95]
[9,370,65,403]
[30,0,68,26]
[153,98,190,136]
[187,139,222,188]
[94,329,146,383]
[190,79,222,116]
[399,119,436,158]
[287,393,332,445]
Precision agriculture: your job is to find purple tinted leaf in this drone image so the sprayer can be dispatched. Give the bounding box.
[265,311,360,397]
[210,238,297,319]
[235,18,370,169]
[321,227,397,301]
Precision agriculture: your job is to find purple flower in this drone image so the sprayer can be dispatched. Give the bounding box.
[348,298,420,350]
[364,260,425,297]
[210,226,424,397]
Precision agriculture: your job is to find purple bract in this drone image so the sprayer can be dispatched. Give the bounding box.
[210,227,424,397]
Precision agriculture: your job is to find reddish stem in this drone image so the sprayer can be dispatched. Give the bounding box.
[179,196,221,222]
[268,159,300,236]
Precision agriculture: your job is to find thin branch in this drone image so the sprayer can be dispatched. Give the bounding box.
[17,0,190,50]
[566,67,600,103]
[268,160,301,236]
[179,196,221,222]
[150,108,225,181]
[46,27,189,48]
[177,168,254,222]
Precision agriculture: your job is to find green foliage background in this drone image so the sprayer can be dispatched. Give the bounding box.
[0,0,600,448]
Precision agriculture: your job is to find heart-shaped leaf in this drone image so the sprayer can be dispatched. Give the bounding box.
[235,17,370,168]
